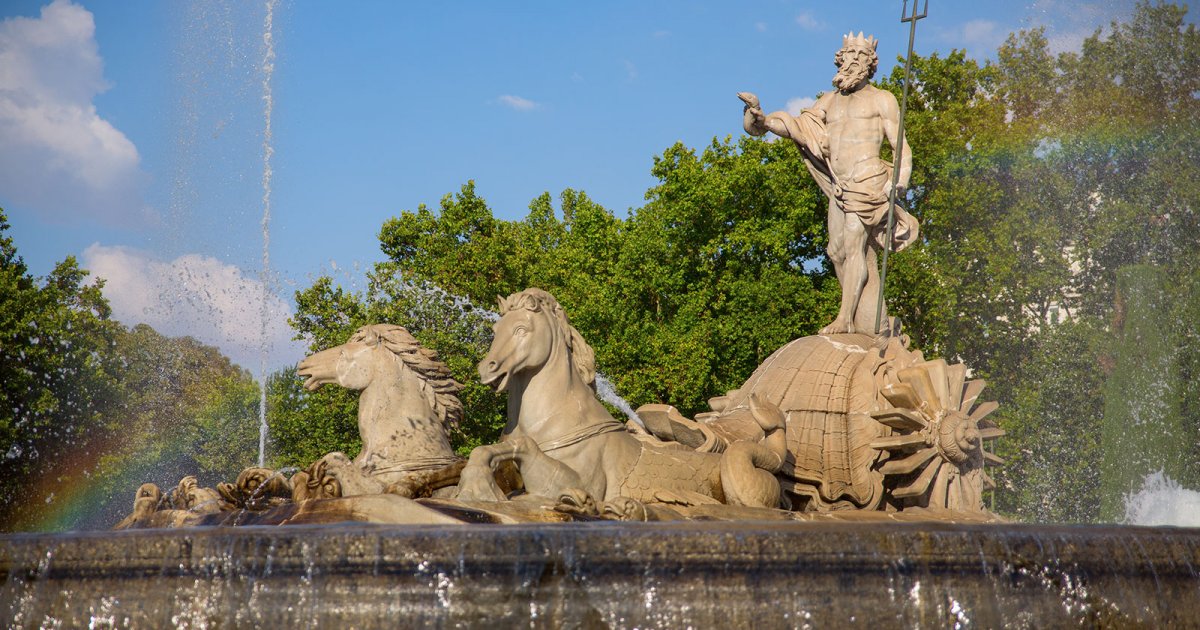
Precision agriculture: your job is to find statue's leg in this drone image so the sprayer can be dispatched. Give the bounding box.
[456,437,587,502]
[324,452,386,496]
[457,441,523,500]
[824,198,846,282]
[822,208,869,334]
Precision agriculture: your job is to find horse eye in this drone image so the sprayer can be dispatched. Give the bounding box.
[514,326,528,336]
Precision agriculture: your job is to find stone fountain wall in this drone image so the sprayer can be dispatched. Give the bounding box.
[3,522,1198,627]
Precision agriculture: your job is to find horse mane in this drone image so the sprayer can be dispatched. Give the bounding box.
[349,324,464,429]
[497,288,596,386]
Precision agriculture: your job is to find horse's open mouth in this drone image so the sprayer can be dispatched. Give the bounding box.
[478,368,509,392]
[296,359,333,391]
[298,372,324,391]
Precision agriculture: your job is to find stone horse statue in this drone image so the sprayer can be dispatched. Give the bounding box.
[294,324,465,499]
[456,288,789,517]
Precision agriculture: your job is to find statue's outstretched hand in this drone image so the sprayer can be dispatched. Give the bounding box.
[739,92,769,136]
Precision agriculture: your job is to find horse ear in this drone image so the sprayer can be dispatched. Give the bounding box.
[496,295,505,312]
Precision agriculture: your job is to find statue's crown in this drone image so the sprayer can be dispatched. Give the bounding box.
[842,31,878,51]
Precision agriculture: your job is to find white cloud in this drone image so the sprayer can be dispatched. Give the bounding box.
[795,12,824,32]
[623,59,638,80]
[497,94,539,111]
[0,0,151,226]
[755,22,768,33]
[83,244,305,371]
[786,96,816,116]
[938,3,1133,60]
[1029,0,1117,53]
[962,19,1003,45]
[937,19,1007,59]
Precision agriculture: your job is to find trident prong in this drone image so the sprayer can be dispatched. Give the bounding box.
[901,0,929,22]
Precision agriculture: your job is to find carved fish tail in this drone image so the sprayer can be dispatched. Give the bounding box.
[720,441,784,508]
[749,393,788,466]
[719,394,787,508]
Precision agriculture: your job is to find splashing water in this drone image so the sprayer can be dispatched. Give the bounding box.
[594,373,644,427]
[394,275,501,324]
[1122,471,1200,527]
[257,0,278,467]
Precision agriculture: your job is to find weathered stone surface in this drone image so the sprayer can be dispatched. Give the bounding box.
[3,523,1197,627]
[459,288,791,518]
[295,324,464,498]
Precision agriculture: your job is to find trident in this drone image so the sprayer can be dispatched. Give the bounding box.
[874,0,928,335]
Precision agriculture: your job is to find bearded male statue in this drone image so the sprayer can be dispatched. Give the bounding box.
[740,32,919,335]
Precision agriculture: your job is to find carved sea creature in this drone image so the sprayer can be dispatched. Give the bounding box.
[113,483,165,530]
[223,467,293,510]
[171,476,230,514]
[456,288,788,516]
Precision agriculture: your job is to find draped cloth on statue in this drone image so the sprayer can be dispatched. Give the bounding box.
[774,109,920,252]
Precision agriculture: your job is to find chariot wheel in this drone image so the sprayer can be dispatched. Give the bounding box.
[870,358,1004,511]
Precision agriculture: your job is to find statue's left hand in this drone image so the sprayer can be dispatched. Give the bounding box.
[737,91,761,109]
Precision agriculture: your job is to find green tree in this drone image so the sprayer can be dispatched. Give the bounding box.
[995,319,1106,522]
[945,3,1200,521]
[0,209,124,530]
[599,137,836,413]
[1099,266,1188,520]
[188,372,261,481]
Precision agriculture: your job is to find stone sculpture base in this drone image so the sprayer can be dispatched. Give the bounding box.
[3,522,1197,627]
[115,494,1005,528]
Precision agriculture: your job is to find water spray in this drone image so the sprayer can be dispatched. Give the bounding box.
[257,0,278,467]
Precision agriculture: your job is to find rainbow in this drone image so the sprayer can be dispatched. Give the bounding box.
[6,435,191,532]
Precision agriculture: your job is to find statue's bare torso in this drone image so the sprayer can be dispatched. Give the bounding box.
[816,84,901,188]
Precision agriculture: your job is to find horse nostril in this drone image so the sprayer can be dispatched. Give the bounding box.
[487,361,498,371]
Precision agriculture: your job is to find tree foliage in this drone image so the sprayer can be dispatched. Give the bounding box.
[278,136,840,463]
[0,209,123,528]
[914,3,1200,521]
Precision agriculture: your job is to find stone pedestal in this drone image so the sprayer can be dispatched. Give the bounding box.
[3,522,1197,627]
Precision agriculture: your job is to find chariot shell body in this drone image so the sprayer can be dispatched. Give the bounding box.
[700,334,1002,513]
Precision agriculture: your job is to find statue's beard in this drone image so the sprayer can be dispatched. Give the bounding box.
[833,63,870,92]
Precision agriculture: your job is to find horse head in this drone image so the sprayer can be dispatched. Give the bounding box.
[297,323,464,429]
[479,288,595,392]
[297,324,394,392]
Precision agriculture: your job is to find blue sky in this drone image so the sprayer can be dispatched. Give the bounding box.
[0,0,1157,370]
